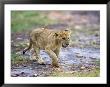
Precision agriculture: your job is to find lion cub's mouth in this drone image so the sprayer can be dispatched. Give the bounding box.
[62,44,69,48]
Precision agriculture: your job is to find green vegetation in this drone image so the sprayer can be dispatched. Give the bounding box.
[51,68,100,77]
[11,11,100,77]
[11,11,56,32]
[11,53,24,65]
[11,52,30,65]
[70,27,100,48]
[91,59,100,65]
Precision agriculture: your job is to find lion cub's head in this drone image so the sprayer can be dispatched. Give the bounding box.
[55,29,71,48]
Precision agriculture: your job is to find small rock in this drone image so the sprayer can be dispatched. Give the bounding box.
[23,65,27,67]
[88,69,91,71]
[11,74,18,77]
[21,72,25,75]
[76,54,83,58]
[14,44,19,47]
[75,52,80,54]
[17,37,22,40]
[16,51,22,55]
[95,33,99,37]
[89,57,97,59]
[44,74,50,77]
[15,74,20,76]
[80,66,85,70]
[33,74,38,77]
[84,56,86,58]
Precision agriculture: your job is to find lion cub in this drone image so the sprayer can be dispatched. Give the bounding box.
[23,28,71,67]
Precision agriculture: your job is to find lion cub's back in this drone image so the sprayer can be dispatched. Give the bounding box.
[29,28,56,48]
[30,28,55,38]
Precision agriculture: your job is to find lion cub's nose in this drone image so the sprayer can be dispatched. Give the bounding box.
[66,43,69,46]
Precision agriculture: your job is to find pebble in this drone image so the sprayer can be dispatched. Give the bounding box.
[89,57,97,59]
[21,72,25,74]
[17,37,22,40]
[76,54,83,58]
[15,74,19,76]
[80,66,85,70]
[33,74,38,77]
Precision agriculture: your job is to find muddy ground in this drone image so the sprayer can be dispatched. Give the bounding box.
[11,28,100,77]
[11,11,100,77]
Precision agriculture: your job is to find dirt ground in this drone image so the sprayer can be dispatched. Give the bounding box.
[11,11,100,77]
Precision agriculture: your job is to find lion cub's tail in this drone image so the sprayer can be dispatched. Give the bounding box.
[23,39,32,55]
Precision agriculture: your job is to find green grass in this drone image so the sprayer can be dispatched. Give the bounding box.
[11,11,56,32]
[50,68,100,77]
[11,52,30,65]
[91,59,100,65]
[70,27,100,48]
[11,53,24,64]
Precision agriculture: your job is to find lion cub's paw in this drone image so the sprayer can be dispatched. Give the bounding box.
[38,58,45,65]
[52,63,59,68]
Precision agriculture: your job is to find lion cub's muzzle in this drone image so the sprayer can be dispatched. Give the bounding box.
[62,43,69,48]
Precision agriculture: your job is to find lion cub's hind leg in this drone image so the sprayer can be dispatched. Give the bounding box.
[33,45,45,65]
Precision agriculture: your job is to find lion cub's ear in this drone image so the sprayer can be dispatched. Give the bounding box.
[64,29,71,34]
[55,33,58,36]
[64,29,69,31]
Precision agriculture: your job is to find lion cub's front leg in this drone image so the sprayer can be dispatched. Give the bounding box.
[45,48,59,67]
[54,48,60,57]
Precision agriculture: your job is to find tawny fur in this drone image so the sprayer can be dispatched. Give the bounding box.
[23,28,71,67]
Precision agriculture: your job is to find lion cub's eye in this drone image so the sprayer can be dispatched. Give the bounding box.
[62,38,66,40]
